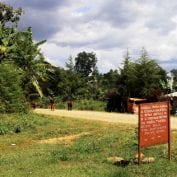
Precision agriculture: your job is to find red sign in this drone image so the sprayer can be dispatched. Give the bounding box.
[139,102,169,147]
[138,101,171,164]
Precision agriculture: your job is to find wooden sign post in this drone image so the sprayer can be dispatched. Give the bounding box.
[138,101,171,164]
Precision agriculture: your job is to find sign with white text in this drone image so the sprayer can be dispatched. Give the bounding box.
[138,101,171,164]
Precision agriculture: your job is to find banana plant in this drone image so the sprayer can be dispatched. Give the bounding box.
[0,2,48,99]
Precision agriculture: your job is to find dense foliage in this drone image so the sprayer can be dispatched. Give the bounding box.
[74,51,98,77]
[0,2,175,113]
[0,2,48,113]
[41,48,169,112]
[118,49,167,99]
[0,62,27,113]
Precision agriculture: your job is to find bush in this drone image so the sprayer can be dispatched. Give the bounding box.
[0,62,28,113]
[0,113,39,135]
[73,99,106,111]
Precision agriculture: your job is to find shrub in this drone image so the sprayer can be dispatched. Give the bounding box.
[73,99,106,111]
[0,62,28,113]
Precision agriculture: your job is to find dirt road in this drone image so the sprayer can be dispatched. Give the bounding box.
[34,108,177,129]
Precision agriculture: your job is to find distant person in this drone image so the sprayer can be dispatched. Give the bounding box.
[50,94,55,111]
[31,102,36,109]
[67,100,73,111]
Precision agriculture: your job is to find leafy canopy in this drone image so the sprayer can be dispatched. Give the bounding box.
[74,51,98,77]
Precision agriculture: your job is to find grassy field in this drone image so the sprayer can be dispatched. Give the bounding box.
[1,113,177,177]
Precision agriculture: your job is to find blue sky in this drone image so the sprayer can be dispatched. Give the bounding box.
[4,0,177,73]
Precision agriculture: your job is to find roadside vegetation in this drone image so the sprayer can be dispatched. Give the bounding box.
[39,98,106,111]
[1,2,177,114]
[1,113,177,177]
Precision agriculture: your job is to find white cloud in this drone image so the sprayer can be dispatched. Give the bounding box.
[6,0,177,72]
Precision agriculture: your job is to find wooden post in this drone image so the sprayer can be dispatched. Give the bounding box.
[138,104,141,164]
[168,101,171,160]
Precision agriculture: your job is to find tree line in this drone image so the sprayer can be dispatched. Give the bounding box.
[0,2,176,113]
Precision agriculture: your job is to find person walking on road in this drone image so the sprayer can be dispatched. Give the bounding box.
[67,100,73,111]
[50,94,55,111]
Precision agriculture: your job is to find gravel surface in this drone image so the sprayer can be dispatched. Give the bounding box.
[34,108,177,129]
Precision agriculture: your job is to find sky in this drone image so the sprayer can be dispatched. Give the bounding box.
[3,0,177,73]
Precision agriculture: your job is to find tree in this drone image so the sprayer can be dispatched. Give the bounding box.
[0,2,23,27]
[134,48,166,98]
[170,69,177,91]
[8,27,47,97]
[65,55,74,71]
[117,48,166,99]
[0,2,23,61]
[117,50,136,97]
[0,2,48,101]
[44,66,86,100]
[0,62,27,113]
[2,27,48,100]
[74,51,98,77]
[101,69,119,92]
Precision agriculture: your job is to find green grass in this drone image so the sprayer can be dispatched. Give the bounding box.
[71,99,106,111]
[39,98,106,111]
[1,113,177,177]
